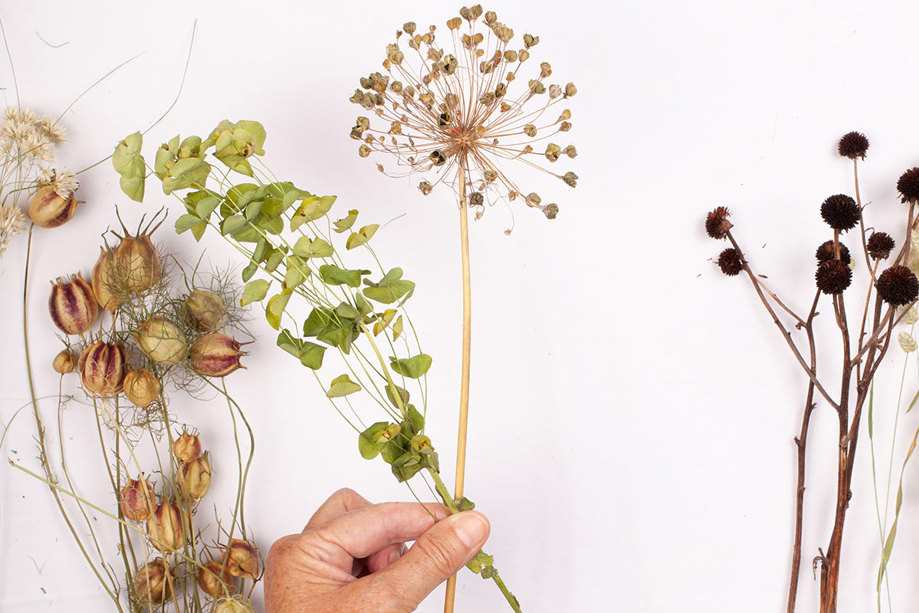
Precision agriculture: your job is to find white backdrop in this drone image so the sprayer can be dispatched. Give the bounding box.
[2,1,919,611]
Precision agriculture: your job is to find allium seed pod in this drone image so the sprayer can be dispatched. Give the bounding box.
[78,341,126,396]
[135,317,188,366]
[190,333,245,377]
[198,561,235,598]
[877,265,919,306]
[115,232,162,293]
[815,240,851,265]
[174,432,202,464]
[705,206,732,239]
[132,558,172,605]
[120,477,155,522]
[867,232,895,260]
[213,596,257,613]
[28,185,80,228]
[52,349,75,374]
[185,289,226,332]
[838,131,869,159]
[225,540,260,579]
[147,501,186,551]
[816,260,852,295]
[179,453,212,501]
[91,247,121,312]
[48,275,99,335]
[123,369,162,408]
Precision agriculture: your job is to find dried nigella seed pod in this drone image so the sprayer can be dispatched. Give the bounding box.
[91,247,121,312]
[135,317,188,366]
[877,265,919,305]
[213,596,257,613]
[866,232,895,260]
[132,558,172,605]
[49,274,99,335]
[174,431,202,464]
[115,229,162,293]
[185,289,227,332]
[120,477,156,522]
[837,131,869,160]
[146,501,186,551]
[52,349,75,374]
[718,248,743,276]
[198,561,235,598]
[179,453,211,501]
[123,369,162,408]
[28,185,80,228]
[816,260,852,295]
[225,539,260,580]
[78,340,126,396]
[815,240,851,265]
[190,333,245,377]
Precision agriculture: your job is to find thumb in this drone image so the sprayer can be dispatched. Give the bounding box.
[376,511,490,608]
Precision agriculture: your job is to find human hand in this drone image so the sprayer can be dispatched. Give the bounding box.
[265,488,491,613]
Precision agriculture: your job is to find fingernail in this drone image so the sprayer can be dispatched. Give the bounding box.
[388,549,401,565]
[452,512,489,548]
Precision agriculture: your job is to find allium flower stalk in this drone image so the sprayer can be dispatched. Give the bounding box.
[352,11,577,610]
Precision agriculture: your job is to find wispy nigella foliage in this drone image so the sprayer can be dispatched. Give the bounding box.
[349,4,578,224]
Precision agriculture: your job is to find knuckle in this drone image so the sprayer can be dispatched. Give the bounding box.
[414,535,460,576]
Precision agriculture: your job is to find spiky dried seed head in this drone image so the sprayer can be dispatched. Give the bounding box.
[706,207,732,239]
[877,265,919,306]
[816,260,852,295]
[718,248,743,276]
[820,194,860,231]
[897,168,919,204]
[867,232,895,260]
[838,132,869,159]
[815,240,851,265]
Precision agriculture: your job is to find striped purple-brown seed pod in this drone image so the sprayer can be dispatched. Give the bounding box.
[28,185,80,228]
[48,274,99,335]
[77,340,127,396]
[190,333,245,377]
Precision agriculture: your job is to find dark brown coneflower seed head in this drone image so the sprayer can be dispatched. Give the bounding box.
[815,240,851,265]
[718,248,743,276]
[876,265,919,306]
[820,194,860,231]
[705,206,732,239]
[897,168,919,204]
[838,132,869,160]
[816,260,852,295]
[867,232,895,260]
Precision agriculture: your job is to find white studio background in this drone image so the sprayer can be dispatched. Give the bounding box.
[2,1,919,611]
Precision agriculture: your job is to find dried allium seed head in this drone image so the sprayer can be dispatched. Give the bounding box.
[120,477,156,522]
[815,240,851,265]
[897,168,919,204]
[705,206,732,239]
[52,349,75,374]
[838,131,869,159]
[717,248,743,276]
[867,232,895,260]
[820,194,860,231]
[48,274,99,335]
[877,265,919,305]
[816,259,852,295]
[350,8,577,223]
[123,369,162,408]
[174,432,202,464]
[78,341,126,396]
[132,558,172,605]
[146,501,186,551]
[198,561,235,598]
[225,539,261,580]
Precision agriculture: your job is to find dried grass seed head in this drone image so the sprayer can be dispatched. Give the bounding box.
[815,240,851,265]
[867,232,895,260]
[349,5,578,222]
[897,168,919,204]
[718,248,743,276]
[877,265,919,306]
[838,131,869,159]
[820,194,860,231]
[816,259,852,294]
[0,205,27,258]
[705,206,732,239]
